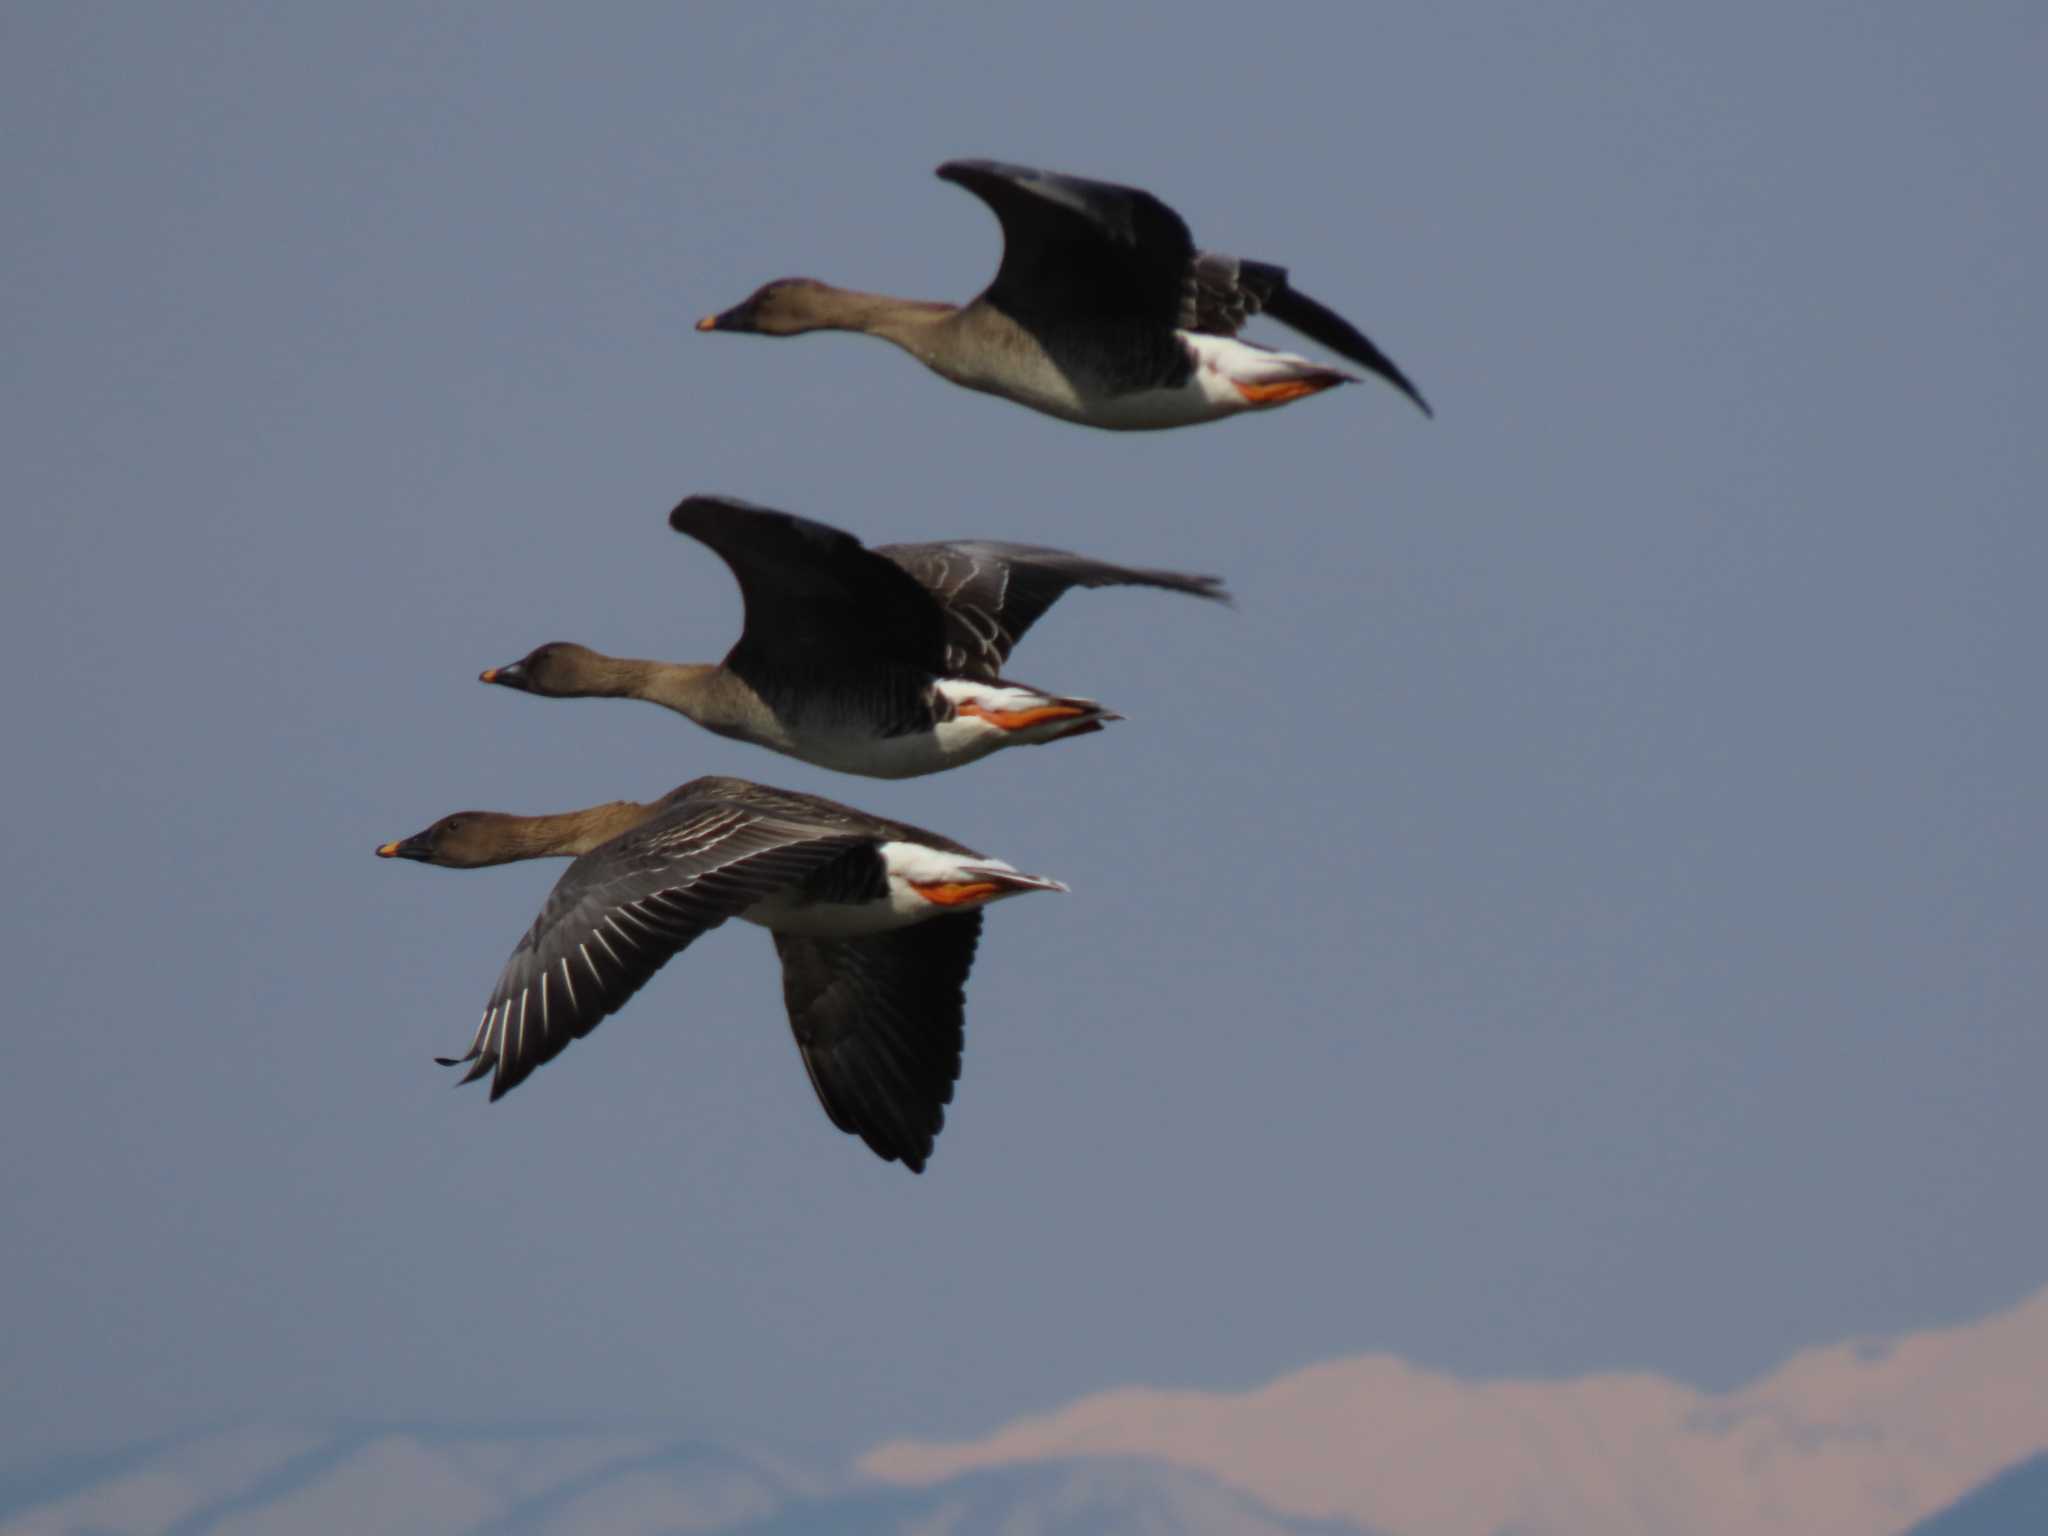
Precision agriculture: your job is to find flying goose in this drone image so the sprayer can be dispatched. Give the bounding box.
[480,493,1229,779]
[698,158,1431,430]
[377,775,1066,1172]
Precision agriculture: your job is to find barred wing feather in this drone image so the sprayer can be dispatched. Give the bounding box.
[439,805,869,1100]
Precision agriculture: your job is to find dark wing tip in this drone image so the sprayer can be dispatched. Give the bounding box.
[934,159,1047,219]
[668,493,781,538]
[936,157,1024,186]
[434,1046,500,1091]
[936,158,1182,247]
[1371,372,1433,419]
[1262,285,1433,418]
[668,493,865,551]
[935,159,1027,211]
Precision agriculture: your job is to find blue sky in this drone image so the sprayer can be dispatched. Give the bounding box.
[3,1,2043,1481]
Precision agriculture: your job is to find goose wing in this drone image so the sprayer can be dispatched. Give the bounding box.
[1185,250,1432,417]
[941,161,1430,415]
[439,795,870,1101]
[668,495,949,679]
[773,914,981,1173]
[880,539,1230,679]
[938,159,1193,330]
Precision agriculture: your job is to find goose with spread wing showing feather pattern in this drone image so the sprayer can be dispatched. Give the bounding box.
[697,158,1431,430]
[377,776,1065,1172]
[480,494,1228,778]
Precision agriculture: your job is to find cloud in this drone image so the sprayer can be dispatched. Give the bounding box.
[860,1284,2048,1536]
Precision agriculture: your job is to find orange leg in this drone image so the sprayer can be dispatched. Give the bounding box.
[956,701,1089,731]
[1234,374,1342,405]
[913,880,1003,907]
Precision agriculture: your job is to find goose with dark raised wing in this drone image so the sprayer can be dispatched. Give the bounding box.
[480,493,1228,778]
[697,158,1431,430]
[377,775,1066,1173]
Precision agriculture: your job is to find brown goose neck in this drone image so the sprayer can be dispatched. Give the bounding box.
[505,801,657,859]
[624,660,743,721]
[810,285,957,346]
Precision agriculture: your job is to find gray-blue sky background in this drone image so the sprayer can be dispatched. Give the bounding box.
[4,1,2042,1481]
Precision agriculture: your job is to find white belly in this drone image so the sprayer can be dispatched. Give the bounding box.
[947,332,1353,431]
[775,717,1007,780]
